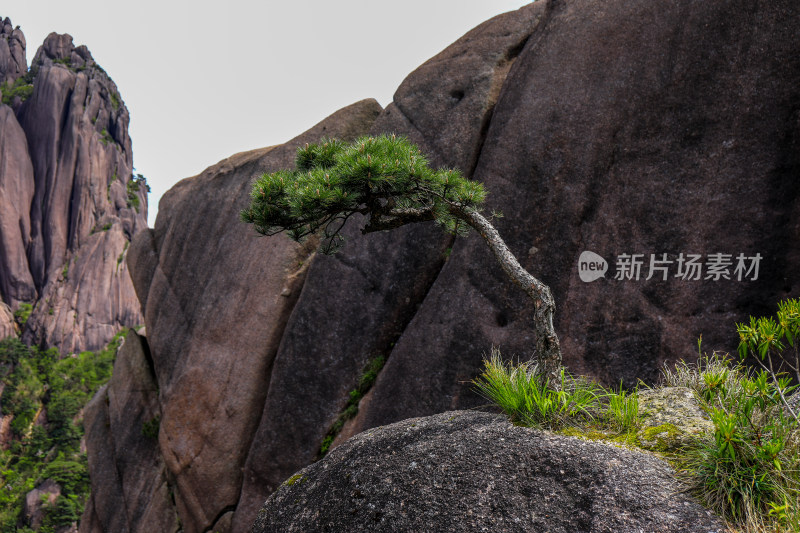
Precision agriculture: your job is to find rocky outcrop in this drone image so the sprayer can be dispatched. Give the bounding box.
[252,411,725,533]
[94,99,381,533]
[22,479,61,530]
[0,17,26,86]
[81,330,179,533]
[98,0,799,531]
[0,303,14,340]
[0,19,146,353]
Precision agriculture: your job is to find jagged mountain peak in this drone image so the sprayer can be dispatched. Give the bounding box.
[0,20,146,353]
[0,16,27,86]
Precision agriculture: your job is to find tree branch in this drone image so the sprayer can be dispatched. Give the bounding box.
[362,206,436,233]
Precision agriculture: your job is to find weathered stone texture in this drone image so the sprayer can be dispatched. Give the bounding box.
[0,23,146,353]
[252,411,726,533]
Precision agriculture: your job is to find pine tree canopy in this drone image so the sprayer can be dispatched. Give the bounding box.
[240,134,488,253]
[241,134,563,376]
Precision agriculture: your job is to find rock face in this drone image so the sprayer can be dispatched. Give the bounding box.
[23,479,61,530]
[252,411,725,533]
[92,0,799,531]
[97,99,382,533]
[81,330,179,533]
[0,19,146,353]
[0,17,26,86]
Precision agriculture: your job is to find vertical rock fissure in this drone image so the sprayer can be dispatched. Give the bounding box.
[465,32,533,179]
[315,232,457,459]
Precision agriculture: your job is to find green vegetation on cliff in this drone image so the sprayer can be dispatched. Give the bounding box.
[0,331,123,531]
[475,301,800,533]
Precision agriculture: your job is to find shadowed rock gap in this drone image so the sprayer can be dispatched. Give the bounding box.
[316,232,458,457]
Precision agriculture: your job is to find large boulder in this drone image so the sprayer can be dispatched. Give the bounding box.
[0,23,146,353]
[0,103,35,306]
[252,411,726,533]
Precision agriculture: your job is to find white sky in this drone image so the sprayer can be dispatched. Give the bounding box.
[4,1,531,226]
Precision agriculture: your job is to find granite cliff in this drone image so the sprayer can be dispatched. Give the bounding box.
[0,17,146,353]
[84,0,799,531]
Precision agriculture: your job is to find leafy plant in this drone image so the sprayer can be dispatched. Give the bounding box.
[0,330,124,530]
[318,355,386,457]
[126,173,150,212]
[142,416,160,439]
[109,90,121,111]
[13,303,33,330]
[99,129,113,146]
[737,298,800,422]
[1,76,33,106]
[663,351,799,532]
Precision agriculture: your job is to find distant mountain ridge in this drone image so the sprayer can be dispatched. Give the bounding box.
[0,16,146,353]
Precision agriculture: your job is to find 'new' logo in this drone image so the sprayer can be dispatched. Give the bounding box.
[578,251,608,282]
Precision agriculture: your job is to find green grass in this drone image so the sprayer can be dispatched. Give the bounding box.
[12,304,32,330]
[475,348,799,532]
[664,353,799,533]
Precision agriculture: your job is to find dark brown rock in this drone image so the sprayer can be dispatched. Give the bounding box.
[0,303,14,339]
[23,479,61,530]
[0,17,26,86]
[341,0,800,438]
[124,99,381,533]
[252,411,726,533]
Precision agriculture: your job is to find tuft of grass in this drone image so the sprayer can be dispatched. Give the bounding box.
[665,353,800,532]
[475,346,799,532]
[604,387,640,432]
[472,347,612,430]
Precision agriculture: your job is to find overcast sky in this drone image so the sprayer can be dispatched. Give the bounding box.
[5,1,530,226]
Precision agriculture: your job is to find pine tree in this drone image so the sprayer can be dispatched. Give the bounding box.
[241,134,562,378]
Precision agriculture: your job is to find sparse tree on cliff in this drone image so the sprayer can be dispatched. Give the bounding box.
[240,134,562,378]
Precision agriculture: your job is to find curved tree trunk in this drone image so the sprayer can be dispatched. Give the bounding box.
[451,206,562,380]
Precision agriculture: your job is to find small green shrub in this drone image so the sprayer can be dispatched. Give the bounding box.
[472,347,606,430]
[142,416,160,439]
[669,353,799,532]
[126,174,150,212]
[317,354,387,457]
[99,129,113,146]
[737,298,800,421]
[13,303,33,329]
[109,90,121,111]
[1,77,33,106]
